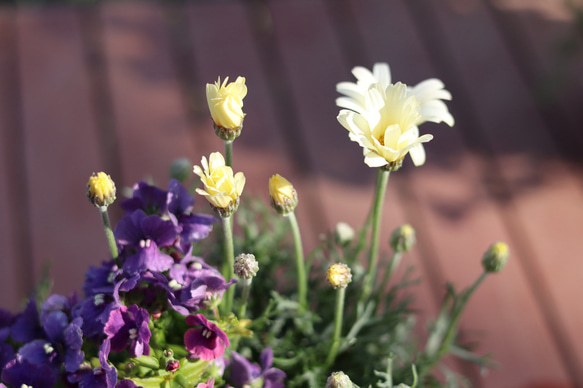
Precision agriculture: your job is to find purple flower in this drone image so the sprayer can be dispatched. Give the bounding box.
[10,298,43,343]
[184,314,230,361]
[79,292,121,339]
[167,180,217,252]
[1,356,56,388]
[104,305,151,357]
[0,309,15,370]
[83,260,121,298]
[121,180,168,215]
[74,340,117,388]
[114,209,176,274]
[229,347,286,388]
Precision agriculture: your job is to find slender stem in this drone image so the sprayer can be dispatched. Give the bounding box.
[237,278,252,318]
[375,251,402,310]
[99,206,119,264]
[220,215,235,315]
[224,140,233,167]
[288,212,307,312]
[326,286,346,367]
[360,168,390,304]
[420,271,489,378]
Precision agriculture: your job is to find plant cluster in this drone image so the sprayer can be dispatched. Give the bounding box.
[0,64,508,388]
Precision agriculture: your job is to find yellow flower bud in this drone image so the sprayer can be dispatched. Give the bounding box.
[326,371,354,388]
[268,174,298,215]
[326,263,352,289]
[206,76,247,140]
[390,224,416,253]
[193,152,246,217]
[482,242,509,273]
[86,172,116,208]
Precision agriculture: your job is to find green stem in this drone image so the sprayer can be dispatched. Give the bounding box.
[225,140,233,167]
[375,251,402,311]
[360,168,390,305]
[220,215,235,315]
[99,206,119,264]
[326,286,346,367]
[288,211,307,312]
[420,271,489,378]
[237,278,252,318]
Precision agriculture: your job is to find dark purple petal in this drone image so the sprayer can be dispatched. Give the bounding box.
[167,179,194,215]
[83,261,119,298]
[122,181,168,215]
[140,214,177,247]
[41,310,68,344]
[262,368,287,388]
[104,305,151,358]
[115,210,148,246]
[18,339,56,366]
[11,298,43,343]
[1,357,56,388]
[229,351,259,386]
[122,241,174,274]
[0,343,15,370]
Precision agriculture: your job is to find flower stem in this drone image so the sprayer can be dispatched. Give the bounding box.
[237,278,252,318]
[326,286,346,367]
[419,271,488,378]
[99,206,119,264]
[375,251,403,310]
[221,215,235,315]
[224,140,233,167]
[360,168,390,305]
[288,211,307,312]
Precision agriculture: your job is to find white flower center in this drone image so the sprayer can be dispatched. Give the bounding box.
[94,294,105,306]
[43,343,54,354]
[139,239,152,249]
[201,329,213,339]
[129,328,138,340]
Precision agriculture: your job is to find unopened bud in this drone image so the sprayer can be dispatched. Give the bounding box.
[165,360,180,372]
[326,263,352,289]
[390,224,416,253]
[170,158,193,183]
[87,172,116,208]
[268,174,298,215]
[326,371,354,388]
[335,222,354,246]
[233,253,259,279]
[482,242,509,273]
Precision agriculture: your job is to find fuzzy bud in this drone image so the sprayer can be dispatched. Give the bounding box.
[335,222,355,246]
[86,172,116,208]
[326,263,352,289]
[482,242,509,273]
[390,224,416,253]
[233,253,259,279]
[326,371,354,388]
[269,174,298,215]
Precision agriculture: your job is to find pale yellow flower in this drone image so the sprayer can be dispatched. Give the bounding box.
[268,174,298,215]
[86,171,116,207]
[193,152,245,216]
[336,63,454,169]
[206,76,247,137]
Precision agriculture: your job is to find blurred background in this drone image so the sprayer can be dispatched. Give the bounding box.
[1,0,583,387]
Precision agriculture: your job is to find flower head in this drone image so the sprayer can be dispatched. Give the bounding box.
[184,314,230,361]
[326,263,352,289]
[104,305,151,358]
[233,253,259,279]
[336,63,453,169]
[87,172,116,207]
[193,152,246,217]
[268,174,298,215]
[207,76,247,140]
[229,347,285,388]
[482,242,509,273]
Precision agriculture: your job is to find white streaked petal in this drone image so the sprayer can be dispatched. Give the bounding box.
[372,63,391,87]
[409,143,427,166]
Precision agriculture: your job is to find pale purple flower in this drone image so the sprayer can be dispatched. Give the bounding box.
[184,314,230,361]
[229,347,286,388]
[1,356,56,388]
[104,305,151,357]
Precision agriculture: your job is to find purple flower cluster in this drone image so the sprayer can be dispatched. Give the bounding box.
[0,179,281,387]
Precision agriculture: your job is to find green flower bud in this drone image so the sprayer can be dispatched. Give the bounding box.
[390,224,416,253]
[482,242,509,273]
[170,158,193,183]
[326,371,354,388]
